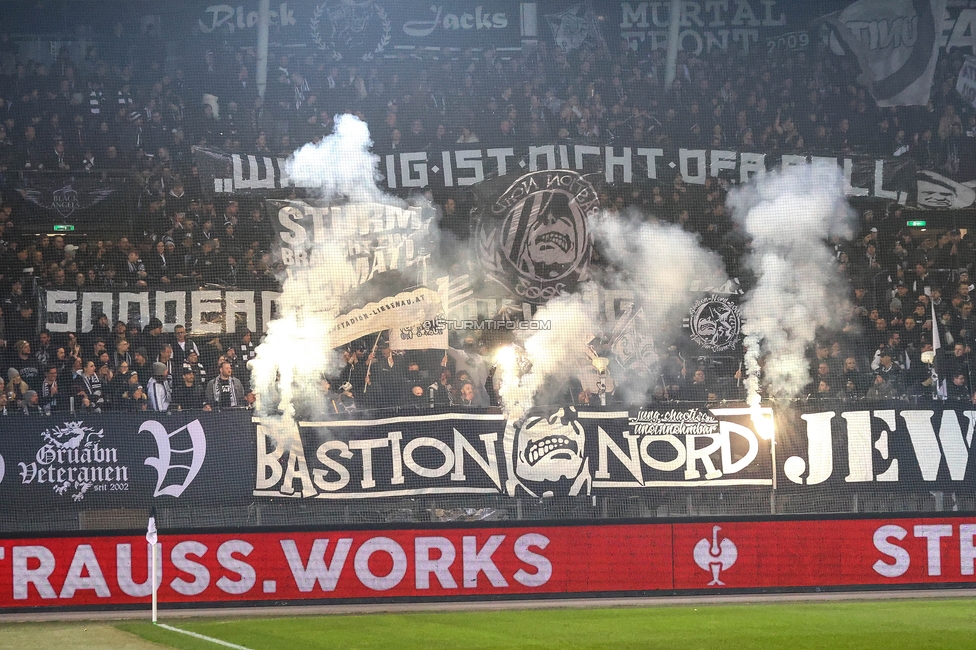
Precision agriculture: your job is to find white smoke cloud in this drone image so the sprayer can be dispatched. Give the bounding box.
[495,213,727,415]
[496,285,601,421]
[728,162,855,407]
[285,114,392,206]
[250,115,397,420]
[255,118,850,429]
[591,210,727,340]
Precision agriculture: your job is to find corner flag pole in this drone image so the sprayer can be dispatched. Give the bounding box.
[147,506,158,623]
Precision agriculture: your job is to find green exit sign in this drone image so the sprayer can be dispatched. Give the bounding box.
[906,220,927,227]
[52,224,75,232]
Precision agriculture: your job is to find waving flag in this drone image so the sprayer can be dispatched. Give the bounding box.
[827,0,947,107]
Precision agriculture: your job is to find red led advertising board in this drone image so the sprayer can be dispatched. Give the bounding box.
[1,517,973,609]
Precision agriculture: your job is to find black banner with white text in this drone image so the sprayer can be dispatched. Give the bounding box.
[1,404,974,534]
[196,145,920,204]
[0,411,255,523]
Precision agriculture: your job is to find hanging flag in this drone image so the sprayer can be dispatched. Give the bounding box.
[16,172,123,231]
[957,56,976,110]
[826,0,947,107]
[931,300,948,399]
[610,306,658,374]
[471,170,600,306]
[146,506,158,546]
[437,274,474,317]
[546,2,607,53]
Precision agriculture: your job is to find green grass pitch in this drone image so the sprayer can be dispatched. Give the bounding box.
[3,599,975,649]
[115,599,976,649]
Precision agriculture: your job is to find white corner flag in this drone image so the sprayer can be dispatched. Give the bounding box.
[146,508,157,546]
[147,506,158,623]
[931,300,948,399]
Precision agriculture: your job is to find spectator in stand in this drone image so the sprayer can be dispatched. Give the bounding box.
[74,360,105,411]
[365,342,405,410]
[144,239,172,285]
[866,373,897,401]
[682,368,710,402]
[111,338,132,370]
[21,389,44,415]
[40,365,60,412]
[132,347,151,386]
[428,369,454,407]
[170,324,199,366]
[192,239,220,283]
[146,361,171,412]
[455,382,476,407]
[97,364,114,407]
[205,360,250,410]
[120,250,148,288]
[10,339,40,390]
[948,371,971,401]
[120,373,148,411]
[109,360,134,405]
[182,348,207,385]
[157,343,176,378]
[6,368,28,407]
[141,318,166,361]
[173,365,208,411]
[34,329,54,368]
[7,304,36,350]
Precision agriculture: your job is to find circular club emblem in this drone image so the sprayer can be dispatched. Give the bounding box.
[478,170,598,304]
[689,296,742,352]
[310,0,391,61]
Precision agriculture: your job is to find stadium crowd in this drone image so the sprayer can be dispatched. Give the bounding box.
[0,21,975,413]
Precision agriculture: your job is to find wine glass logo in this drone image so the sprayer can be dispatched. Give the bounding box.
[693,526,738,586]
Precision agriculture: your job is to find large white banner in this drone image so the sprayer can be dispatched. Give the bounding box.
[329,288,443,348]
[40,289,282,335]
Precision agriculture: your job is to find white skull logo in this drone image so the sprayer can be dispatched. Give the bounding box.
[514,407,586,483]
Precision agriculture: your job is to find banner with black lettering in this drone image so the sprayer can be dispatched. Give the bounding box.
[0,411,255,531]
[263,198,434,277]
[253,405,774,500]
[2,404,974,535]
[957,56,976,110]
[329,288,443,348]
[199,146,919,205]
[610,0,831,57]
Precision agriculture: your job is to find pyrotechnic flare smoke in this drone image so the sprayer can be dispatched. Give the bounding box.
[590,212,728,317]
[494,212,727,415]
[495,286,601,420]
[250,115,395,421]
[285,114,392,205]
[728,162,855,410]
[590,212,728,400]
